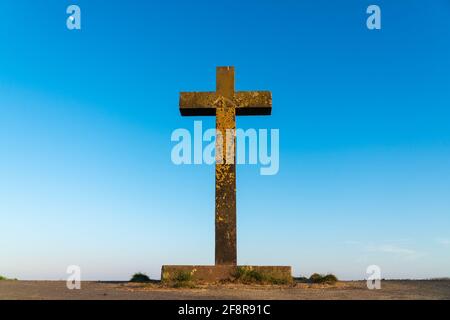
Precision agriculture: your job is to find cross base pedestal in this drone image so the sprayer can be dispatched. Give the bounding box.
[161,265,292,284]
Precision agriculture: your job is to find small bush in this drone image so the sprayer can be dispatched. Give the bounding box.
[293,276,309,283]
[130,272,151,283]
[309,273,338,284]
[234,267,264,283]
[174,271,192,282]
[0,275,7,281]
[172,271,194,288]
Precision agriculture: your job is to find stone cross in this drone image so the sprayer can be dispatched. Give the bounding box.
[179,66,272,265]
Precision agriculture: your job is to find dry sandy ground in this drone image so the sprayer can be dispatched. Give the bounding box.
[1,280,449,300]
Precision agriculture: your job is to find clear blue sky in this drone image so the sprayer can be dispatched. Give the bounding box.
[1,0,449,280]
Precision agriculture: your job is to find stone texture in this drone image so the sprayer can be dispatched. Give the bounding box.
[179,91,272,116]
[214,67,237,265]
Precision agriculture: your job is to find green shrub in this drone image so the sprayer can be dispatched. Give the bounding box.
[293,276,309,283]
[130,272,151,283]
[234,267,263,283]
[174,271,192,282]
[309,273,338,284]
[171,271,195,288]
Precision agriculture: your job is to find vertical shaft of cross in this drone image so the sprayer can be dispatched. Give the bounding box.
[179,67,272,266]
[215,67,237,265]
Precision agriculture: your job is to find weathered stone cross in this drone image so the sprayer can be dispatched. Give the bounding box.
[179,66,272,265]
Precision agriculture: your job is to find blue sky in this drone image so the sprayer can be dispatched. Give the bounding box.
[1,0,449,280]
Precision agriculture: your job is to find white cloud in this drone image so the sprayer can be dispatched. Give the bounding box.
[366,244,426,260]
[370,244,416,255]
[343,240,362,245]
[436,238,450,246]
[345,240,424,260]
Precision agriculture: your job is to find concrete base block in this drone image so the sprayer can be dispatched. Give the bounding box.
[161,265,292,284]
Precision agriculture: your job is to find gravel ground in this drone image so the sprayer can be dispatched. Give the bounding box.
[0,280,449,300]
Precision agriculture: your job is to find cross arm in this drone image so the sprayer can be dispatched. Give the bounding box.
[179,92,217,116]
[233,91,272,115]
